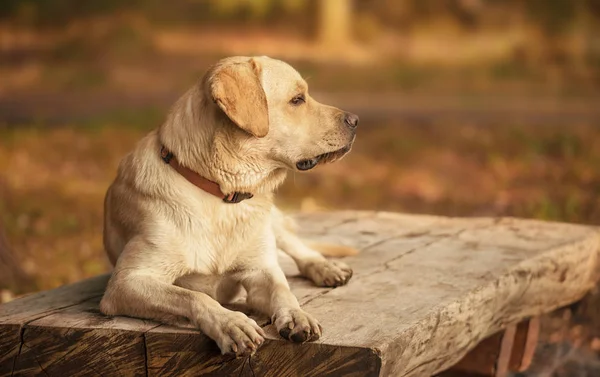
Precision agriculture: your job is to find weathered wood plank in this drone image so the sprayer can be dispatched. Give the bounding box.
[10,297,158,376]
[0,275,108,376]
[0,275,109,326]
[145,327,380,377]
[0,211,598,377]
[293,213,600,376]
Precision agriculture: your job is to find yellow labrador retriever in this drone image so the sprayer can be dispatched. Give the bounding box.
[100,56,359,356]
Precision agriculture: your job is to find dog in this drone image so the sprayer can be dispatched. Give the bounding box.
[99,56,359,356]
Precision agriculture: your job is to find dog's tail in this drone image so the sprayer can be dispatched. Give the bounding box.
[308,242,360,258]
[279,211,359,257]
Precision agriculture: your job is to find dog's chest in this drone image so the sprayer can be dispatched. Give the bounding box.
[179,201,273,275]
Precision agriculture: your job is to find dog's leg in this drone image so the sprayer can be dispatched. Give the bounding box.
[175,274,244,305]
[272,216,353,287]
[100,240,265,356]
[240,265,322,343]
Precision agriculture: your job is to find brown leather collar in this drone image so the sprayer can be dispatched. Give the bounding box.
[160,146,253,204]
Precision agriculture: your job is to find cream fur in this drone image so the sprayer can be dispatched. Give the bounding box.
[100,56,358,356]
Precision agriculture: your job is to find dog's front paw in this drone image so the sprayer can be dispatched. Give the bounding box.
[209,311,265,357]
[302,259,353,287]
[273,308,321,343]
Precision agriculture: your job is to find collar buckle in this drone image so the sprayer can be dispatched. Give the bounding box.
[160,146,174,164]
[223,192,254,204]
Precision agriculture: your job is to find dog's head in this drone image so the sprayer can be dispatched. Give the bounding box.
[205,56,358,172]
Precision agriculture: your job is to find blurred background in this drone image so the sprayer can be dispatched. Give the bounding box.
[1,0,600,297]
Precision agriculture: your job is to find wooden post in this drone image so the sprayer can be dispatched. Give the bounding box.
[440,317,540,377]
[509,317,540,372]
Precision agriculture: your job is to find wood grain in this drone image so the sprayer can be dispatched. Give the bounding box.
[0,211,598,377]
[0,275,108,376]
[145,329,380,377]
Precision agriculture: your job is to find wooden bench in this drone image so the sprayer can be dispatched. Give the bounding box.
[1,211,599,377]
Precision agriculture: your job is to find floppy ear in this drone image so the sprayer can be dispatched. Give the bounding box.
[208,59,269,138]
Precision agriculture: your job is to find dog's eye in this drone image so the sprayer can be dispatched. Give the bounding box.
[290,94,305,106]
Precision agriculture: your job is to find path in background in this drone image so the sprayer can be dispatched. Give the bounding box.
[2,92,599,125]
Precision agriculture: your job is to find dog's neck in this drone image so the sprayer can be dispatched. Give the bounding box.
[159,146,256,203]
[158,87,288,198]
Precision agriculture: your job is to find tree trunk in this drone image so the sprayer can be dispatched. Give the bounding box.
[317,0,352,46]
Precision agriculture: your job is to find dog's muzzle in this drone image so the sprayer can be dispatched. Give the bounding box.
[295,144,353,171]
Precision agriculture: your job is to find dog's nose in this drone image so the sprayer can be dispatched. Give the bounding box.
[344,113,359,130]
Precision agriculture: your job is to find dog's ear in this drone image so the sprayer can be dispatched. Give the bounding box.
[208,58,269,138]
